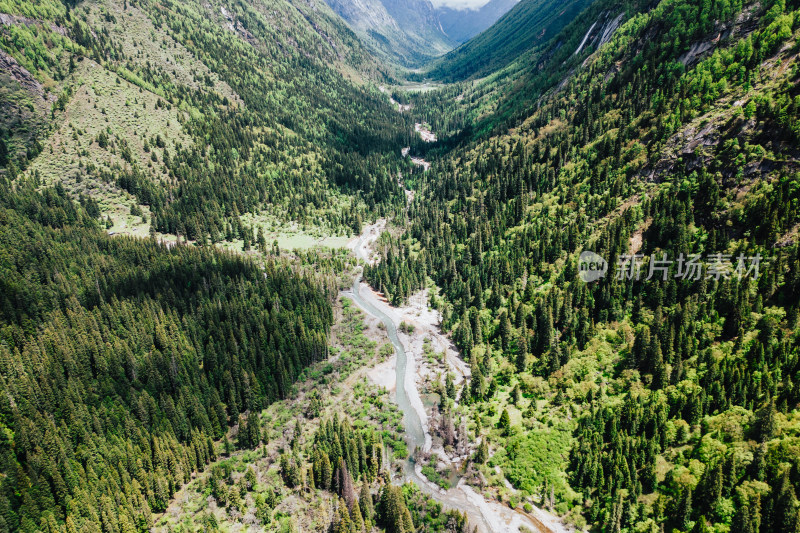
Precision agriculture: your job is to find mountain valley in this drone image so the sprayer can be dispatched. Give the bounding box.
[1,0,800,532]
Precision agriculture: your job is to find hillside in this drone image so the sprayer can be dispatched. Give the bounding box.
[409,0,658,143]
[425,0,596,81]
[0,0,411,247]
[367,0,800,530]
[0,180,335,531]
[0,1,421,531]
[2,0,800,531]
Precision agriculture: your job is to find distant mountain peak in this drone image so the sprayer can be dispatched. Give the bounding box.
[323,0,455,66]
[436,0,519,43]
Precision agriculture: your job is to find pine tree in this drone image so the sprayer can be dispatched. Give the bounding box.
[334,497,352,533]
[336,458,356,511]
[351,500,365,532]
[498,409,511,435]
[516,333,528,372]
[699,463,722,516]
[535,305,553,356]
[446,373,457,400]
[319,451,333,490]
[773,471,798,533]
[632,325,651,370]
[751,444,767,481]
[678,488,693,531]
[754,398,777,442]
[651,342,666,390]
[359,483,374,528]
[473,440,488,464]
[500,311,512,353]
[470,362,485,401]
[0,138,8,167]
[377,484,414,533]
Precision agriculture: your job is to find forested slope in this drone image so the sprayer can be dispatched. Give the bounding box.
[0,0,458,531]
[425,0,595,82]
[0,177,334,531]
[0,0,410,243]
[410,0,653,144]
[368,0,800,530]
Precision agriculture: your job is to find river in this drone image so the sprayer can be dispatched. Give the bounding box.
[347,235,490,532]
[340,88,568,532]
[344,226,566,533]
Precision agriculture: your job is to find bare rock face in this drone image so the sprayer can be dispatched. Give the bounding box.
[0,49,51,165]
[326,0,399,30]
[0,51,46,102]
[322,0,454,66]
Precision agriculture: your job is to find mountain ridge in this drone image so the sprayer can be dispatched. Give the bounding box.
[436,0,519,44]
[322,0,454,66]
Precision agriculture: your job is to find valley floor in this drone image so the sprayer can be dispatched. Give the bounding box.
[348,221,571,533]
[152,213,571,532]
[152,82,575,533]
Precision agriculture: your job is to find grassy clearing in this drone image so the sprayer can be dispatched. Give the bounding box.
[237,211,353,251]
[28,58,189,185]
[24,55,350,248]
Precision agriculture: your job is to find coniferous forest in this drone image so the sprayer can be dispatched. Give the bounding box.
[0,179,333,530]
[366,0,800,530]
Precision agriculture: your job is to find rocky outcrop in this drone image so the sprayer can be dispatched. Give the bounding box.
[0,13,67,36]
[571,11,625,65]
[0,50,48,103]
